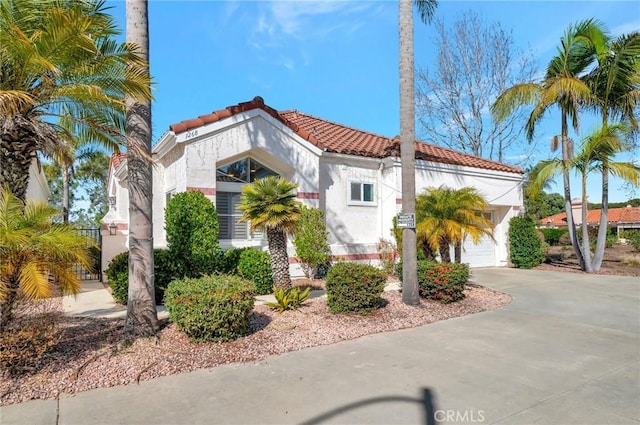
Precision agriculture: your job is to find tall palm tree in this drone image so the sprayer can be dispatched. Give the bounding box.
[491,20,605,270]
[528,124,640,272]
[399,0,437,305]
[415,186,494,263]
[583,31,640,270]
[0,187,92,332]
[239,176,301,290]
[124,0,157,337]
[0,0,150,201]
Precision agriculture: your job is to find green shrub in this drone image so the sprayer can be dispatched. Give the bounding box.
[237,248,273,295]
[104,249,183,305]
[220,247,251,275]
[293,206,331,279]
[105,252,129,304]
[539,228,568,246]
[509,216,544,269]
[325,262,386,314]
[165,191,223,277]
[621,230,640,251]
[265,286,311,312]
[416,261,468,303]
[558,231,572,246]
[164,275,256,342]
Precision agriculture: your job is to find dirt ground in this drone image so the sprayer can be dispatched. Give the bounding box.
[536,243,640,276]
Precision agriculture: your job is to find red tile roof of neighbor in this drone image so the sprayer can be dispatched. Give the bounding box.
[168,97,523,174]
[541,206,640,227]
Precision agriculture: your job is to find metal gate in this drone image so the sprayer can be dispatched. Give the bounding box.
[74,228,102,281]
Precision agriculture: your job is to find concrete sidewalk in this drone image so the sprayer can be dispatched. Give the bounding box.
[2,269,639,424]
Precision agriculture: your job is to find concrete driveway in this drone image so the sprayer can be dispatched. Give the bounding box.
[2,268,639,424]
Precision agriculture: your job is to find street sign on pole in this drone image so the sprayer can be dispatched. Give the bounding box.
[396,213,415,229]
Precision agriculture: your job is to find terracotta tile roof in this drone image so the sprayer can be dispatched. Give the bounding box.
[541,206,640,227]
[107,152,126,183]
[168,97,523,174]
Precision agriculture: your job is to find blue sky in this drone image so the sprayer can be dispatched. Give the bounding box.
[106,0,639,203]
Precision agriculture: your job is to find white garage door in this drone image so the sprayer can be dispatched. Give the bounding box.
[461,212,496,267]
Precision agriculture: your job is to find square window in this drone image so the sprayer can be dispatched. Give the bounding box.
[348,182,375,206]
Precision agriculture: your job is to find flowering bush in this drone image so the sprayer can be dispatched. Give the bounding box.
[417,261,469,303]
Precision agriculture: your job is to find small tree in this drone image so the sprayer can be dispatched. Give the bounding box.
[239,176,301,289]
[509,216,544,269]
[0,187,92,332]
[165,191,222,276]
[293,206,331,280]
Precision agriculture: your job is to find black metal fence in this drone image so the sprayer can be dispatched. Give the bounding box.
[74,228,102,281]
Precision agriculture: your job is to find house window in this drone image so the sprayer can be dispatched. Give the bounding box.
[216,158,278,183]
[349,181,375,205]
[216,191,248,239]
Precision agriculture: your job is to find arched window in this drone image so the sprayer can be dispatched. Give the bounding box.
[216,158,278,239]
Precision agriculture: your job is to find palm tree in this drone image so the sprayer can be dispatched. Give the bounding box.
[124,0,158,337]
[0,0,150,201]
[491,20,605,270]
[583,31,640,270]
[415,186,494,263]
[528,124,640,272]
[399,0,437,305]
[239,176,301,290]
[0,187,92,332]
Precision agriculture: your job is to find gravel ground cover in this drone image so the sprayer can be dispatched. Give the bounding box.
[1,285,511,406]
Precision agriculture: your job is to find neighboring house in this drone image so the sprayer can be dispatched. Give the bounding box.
[102,96,525,278]
[541,202,640,234]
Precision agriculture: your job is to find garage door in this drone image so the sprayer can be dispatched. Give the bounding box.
[461,212,496,267]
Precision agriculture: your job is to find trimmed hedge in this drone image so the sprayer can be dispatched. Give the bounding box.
[237,248,273,295]
[539,227,568,246]
[164,275,256,342]
[417,261,468,303]
[509,216,544,269]
[325,262,386,314]
[219,247,249,275]
[165,191,223,277]
[104,249,183,305]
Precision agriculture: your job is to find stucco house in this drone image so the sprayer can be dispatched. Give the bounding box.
[102,96,524,277]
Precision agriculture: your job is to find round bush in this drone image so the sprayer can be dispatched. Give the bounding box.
[105,252,129,304]
[237,248,273,295]
[104,249,184,305]
[164,275,256,342]
[220,247,251,275]
[416,261,469,303]
[325,262,386,314]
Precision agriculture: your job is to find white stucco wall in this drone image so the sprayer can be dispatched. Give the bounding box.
[25,158,50,203]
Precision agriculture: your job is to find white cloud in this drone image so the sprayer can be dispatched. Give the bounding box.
[610,21,640,37]
[246,0,382,69]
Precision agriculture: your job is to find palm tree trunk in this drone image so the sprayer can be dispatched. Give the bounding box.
[124,0,158,336]
[0,276,19,333]
[580,172,593,272]
[593,161,609,271]
[399,0,419,305]
[560,114,585,270]
[438,236,452,263]
[267,228,292,289]
[62,166,70,224]
[0,125,37,201]
[454,241,462,263]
